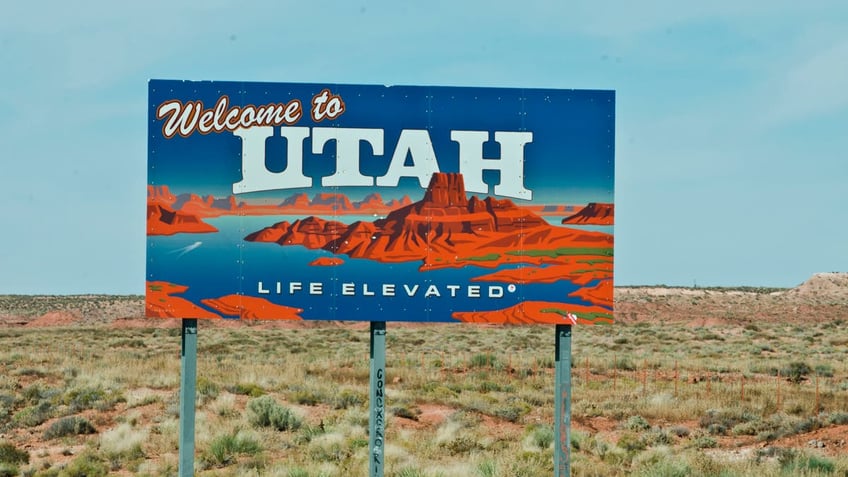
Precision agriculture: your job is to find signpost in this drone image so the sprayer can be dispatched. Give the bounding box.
[369,322,387,476]
[178,319,197,476]
[147,80,614,476]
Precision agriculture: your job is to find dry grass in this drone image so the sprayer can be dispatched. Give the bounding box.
[0,318,845,476]
[1,277,847,475]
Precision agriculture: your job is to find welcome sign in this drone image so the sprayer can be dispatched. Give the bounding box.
[146,80,614,324]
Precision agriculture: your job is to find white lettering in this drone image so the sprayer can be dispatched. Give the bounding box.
[232,127,312,194]
[451,130,533,200]
[311,89,346,121]
[424,285,441,298]
[289,282,302,294]
[231,127,533,200]
[312,128,383,187]
[404,284,419,296]
[376,129,439,188]
[310,282,323,295]
[468,285,481,298]
[342,283,355,296]
[382,284,395,296]
[488,286,504,298]
[258,281,269,294]
[156,95,303,138]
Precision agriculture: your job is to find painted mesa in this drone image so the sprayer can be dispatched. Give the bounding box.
[147,80,615,324]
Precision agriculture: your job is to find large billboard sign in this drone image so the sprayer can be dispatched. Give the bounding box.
[146,80,614,324]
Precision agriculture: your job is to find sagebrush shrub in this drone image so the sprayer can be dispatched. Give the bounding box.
[247,395,301,431]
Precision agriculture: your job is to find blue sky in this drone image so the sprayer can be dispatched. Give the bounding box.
[1,1,846,294]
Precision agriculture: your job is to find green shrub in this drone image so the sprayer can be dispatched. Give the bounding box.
[692,436,717,449]
[645,428,674,446]
[814,363,834,378]
[530,425,554,449]
[827,411,848,425]
[287,468,310,477]
[441,436,481,455]
[624,415,650,431]
[0,463,19,477]
[332,389,363,410]
[44,416,96,439]
[780,362,812,383]
[203,431,262,467]
[779,450,835,474]
[196,377,220,403]
[391,405,420,421]
[699,409,756,436]
[228,382,264,397]
[247,396,301,431]
[477,459,498,477]
[617,432,646,452]
[12,401,53,428]
[395,466,426,477]
[0,441,29,465]
[290,388,324,406]
[62,451,108,477]
[470,353,498,369]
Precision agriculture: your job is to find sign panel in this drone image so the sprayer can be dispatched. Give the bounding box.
[146,80,614,324]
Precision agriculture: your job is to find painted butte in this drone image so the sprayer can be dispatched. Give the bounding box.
[147,172,613,324]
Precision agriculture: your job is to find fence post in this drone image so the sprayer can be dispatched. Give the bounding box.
[674,361,679,397]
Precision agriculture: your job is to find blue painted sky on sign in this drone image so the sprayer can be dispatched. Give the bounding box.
[1,1,846,293]
[148,81,614,203]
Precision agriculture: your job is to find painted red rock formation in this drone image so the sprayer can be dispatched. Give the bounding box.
[246,172,613,271]
[201,295,303,320]
[146,282,220,318]
[311,193,354,212]
[309,257,345,266]
[147,203,217,236]
[175,193,238,217]
[386,195,413,208]
[452,301,613,325]
[280,193,311,208]
[562,202,614,225]
[148,184,414,217]
[356,193,385,211]
[147,185,177,205]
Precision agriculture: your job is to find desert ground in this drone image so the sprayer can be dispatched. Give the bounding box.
[0,273,846,476]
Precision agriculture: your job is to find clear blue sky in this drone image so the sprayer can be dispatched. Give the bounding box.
[1,1,846,294]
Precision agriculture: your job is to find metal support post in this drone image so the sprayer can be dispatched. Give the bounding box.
[179,319,198,477]
[554,324,572,477]
[369,321,387,477]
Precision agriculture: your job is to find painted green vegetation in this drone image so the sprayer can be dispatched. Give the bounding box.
[458,253,501,262]
[506,247,613,258]
[540,308,613,324]
[0,320,846,476]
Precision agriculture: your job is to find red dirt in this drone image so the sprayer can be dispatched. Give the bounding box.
[25,311,79,327]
